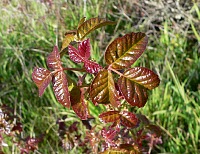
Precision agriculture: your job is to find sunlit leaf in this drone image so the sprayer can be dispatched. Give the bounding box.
[90,70,120,107]
[77,17,86,28]
[122,67,160,90]
[77,17,116,40]
[78,38,91,59]
[68,39,102,74]
[84,60,102,74]
[70,85,89,120]
[99,111,120,123]
[105,32,148,69]
[100,148,129,154]
[120,111,139,128]
[47,46,62,70]
[68,45,84,63]
[118,78,148,107]
[118,67,160,107]
[32,67,52,97]
[61,33,75,52]
[52,71,70,108]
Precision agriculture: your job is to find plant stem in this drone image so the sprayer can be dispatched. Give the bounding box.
[63,67,86,72]
[108,66,124,77]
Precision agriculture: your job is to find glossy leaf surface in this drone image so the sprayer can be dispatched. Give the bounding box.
[105,32,148,69]
[68,39,102,74]
[47,46,62,70]
[99,111,120,123]
[122,67,160,90]
[120,111,139,128]
[90,70,119,106]
[61,33,75,52]
[118,67,160,107]
[68,45,84,63]
[77,17,116,40]
[32,67,52,97]
[70,86,89,120]
[118,78,148,108]
[84,60,102,74]
[78,38,91,59]
[52,71,70,108]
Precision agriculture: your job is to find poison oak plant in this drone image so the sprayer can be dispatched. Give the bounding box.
[32,17,162,153]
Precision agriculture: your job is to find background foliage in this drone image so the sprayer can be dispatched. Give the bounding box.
[0,0,199,153]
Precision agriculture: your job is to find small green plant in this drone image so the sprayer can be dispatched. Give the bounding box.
[32,17,162,153]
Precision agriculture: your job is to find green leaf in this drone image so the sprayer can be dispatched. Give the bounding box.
[90,69,120,107]
[77,17,116,41]
[99,111,120,123]
[105,32,148,69]
[77,17,86,28]
[118,67,160,107]
[61,33,75,53]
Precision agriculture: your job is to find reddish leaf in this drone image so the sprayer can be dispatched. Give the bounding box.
[77,17,116,40]
[118,79,148,108]
[120,111,139,128]
[52,71,70,108]
[145,124,162,137]
[118,67,160,107]
[105,32,148,69]
[101,127,118,146]
[70,86,89,120]
[121,67,160,90]
[68,45,84,63]
[78,38,91,59]
[136,114,150,126]
[99,111,120,123]
[90,70,120,107]
[47,46,62,70]
[84,60,102,74]
[68,40,102,74]
[32,67,52,97]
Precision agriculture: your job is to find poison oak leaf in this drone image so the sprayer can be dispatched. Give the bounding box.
[61,33,75,53]
[70,85,89,120]
[90,69,120,107]
[118,67,160,107]
[105,32,148,69]
[47,46,62,70]
[68,39,102,74]
[119,111,139,128]
[99,111,120,123]
[32,67,52,97]
[76,17,116,41]
[52,71,71,108]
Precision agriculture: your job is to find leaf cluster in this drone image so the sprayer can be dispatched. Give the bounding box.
[32,17,161,153]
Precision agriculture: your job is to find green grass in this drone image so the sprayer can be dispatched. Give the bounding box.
[0,0,199,153]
